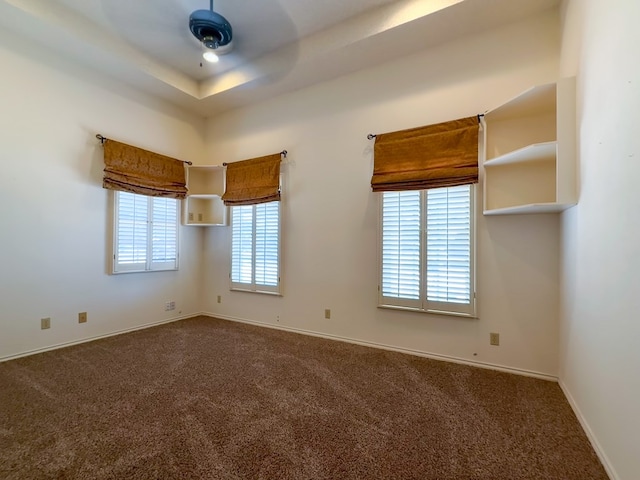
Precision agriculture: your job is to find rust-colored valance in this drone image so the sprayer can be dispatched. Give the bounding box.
[222,153,282,206]
[102,139,188,199]
[371,116,479,192]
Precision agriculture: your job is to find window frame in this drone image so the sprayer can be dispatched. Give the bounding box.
[229,201,282,295]
[112,191,180,274]
[378,185,476,317]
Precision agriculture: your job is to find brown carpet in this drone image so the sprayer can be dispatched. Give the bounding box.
[0,316,607,479]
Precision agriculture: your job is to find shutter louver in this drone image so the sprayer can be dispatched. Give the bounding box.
[116,192,148,270]
[151,197,178,269]
[255,202,279,287]
[381,191,421,301]
[231,206,254,285]
[426,185,471,305]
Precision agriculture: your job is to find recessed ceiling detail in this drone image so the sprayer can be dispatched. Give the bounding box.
[0,0,559,116]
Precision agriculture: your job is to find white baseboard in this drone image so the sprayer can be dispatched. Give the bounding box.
[2,311,559,383]
[203,312,558,382]
[4,311,613,477]
[559,380,617,480]
[0,313,199,363]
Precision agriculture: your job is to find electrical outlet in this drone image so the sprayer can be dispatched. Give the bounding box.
[324,309,331,319]
[165,301,176,311]
[217,295,221,304]
[78,312,87,323]
[198,213,203,222]
[188,212,194,222]
[490,332,500,346]
[41,317,51,330]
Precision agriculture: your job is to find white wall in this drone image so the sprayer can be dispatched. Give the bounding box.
[203,11,563,377]
[0,30,206,360]
[559,1,640,479]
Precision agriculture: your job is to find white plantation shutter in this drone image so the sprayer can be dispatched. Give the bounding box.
[381,191,421,307]
[115,192,148,272]
[255,202,279,287]
[113,192,179,273]
[151,197,179,270]
[426,185,473,315]
[379,186,475,316]
[231,201,281,293]
[231,206,254,285]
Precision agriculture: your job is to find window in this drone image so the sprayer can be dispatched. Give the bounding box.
[379,184,475,316]
[113,191,179,273]
[231,201,281,294]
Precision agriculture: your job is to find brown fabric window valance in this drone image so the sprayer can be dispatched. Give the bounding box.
[371,116,479,192]
[102,139,188,199]
[222,153,282,206]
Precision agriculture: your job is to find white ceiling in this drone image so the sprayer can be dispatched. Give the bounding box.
[0,0,559,117]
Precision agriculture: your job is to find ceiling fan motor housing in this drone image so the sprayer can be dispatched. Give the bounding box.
[189,9,233,49]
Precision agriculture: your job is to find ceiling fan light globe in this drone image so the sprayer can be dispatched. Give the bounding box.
[203,51,219,63]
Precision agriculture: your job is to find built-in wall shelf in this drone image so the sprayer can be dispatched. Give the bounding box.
[183,166,227,226]
[482,77,577,215]
[484,141,557,167]
[483,202,575,216]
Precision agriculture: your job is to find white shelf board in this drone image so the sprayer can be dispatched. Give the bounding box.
[483,202,576,216]
[486,82,556,121]
[485,142,556,166]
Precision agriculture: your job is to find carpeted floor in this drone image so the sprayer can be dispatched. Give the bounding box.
[0,316,607,479]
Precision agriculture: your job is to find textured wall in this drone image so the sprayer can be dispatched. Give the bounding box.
[559,0,640,478]
[0,29,206,360]
[203,11,563,377]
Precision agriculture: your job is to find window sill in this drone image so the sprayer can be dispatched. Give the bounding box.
[230,288,282,297]
[111,268,178,275]
[377,304,477,319]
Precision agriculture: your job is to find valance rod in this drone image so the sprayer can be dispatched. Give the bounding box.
[367,114,485,140]
[95,134,193,165]
[222,150,287,166]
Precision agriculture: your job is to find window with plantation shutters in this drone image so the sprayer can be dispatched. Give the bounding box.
[379,185,475,316]
[231,201,281,293]
[113,191,179,273]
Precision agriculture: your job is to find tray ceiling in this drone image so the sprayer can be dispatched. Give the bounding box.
[0,0,560,116]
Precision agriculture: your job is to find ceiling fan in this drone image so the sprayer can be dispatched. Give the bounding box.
[89,0,297,81]
[189,0,233,63]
